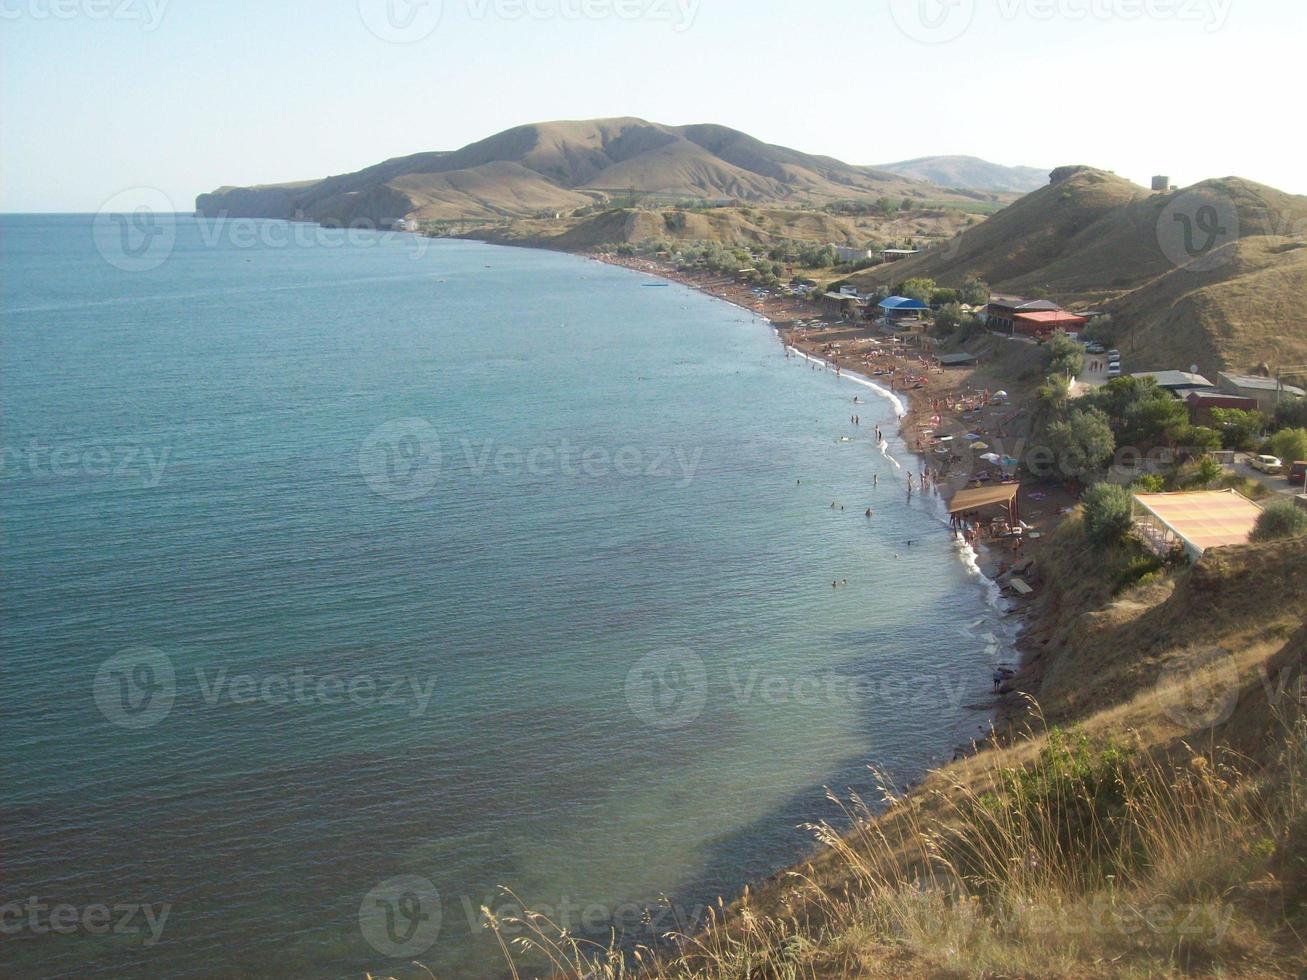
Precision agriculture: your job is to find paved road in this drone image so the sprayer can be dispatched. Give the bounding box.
[1227,452,1306,499]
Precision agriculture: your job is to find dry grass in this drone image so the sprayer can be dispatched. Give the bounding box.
[476,708,1306,979]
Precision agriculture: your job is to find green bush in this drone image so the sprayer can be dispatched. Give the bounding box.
[1250,500,1307,543]
[1113,553,1165,593]
[1130,474,1166,493]
[1081,482,1135,547]
[963,729,1134,885]
[1268,428,1307,467]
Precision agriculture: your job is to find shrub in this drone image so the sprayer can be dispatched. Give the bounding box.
[1081,482,1135,547]
[1113,553,1165,593]
[1130,474,1166,493]
[1268,427,1307,466]
[1250,500,1307,542]
[1045,330,1085,379]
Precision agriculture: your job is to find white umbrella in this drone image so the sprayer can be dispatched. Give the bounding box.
[980,453,1002,464]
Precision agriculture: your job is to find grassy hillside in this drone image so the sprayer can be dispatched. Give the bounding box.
[852,168,1307,376]
[451,204,983,252]
[195,117,1015,223]
[876,154,1048,194]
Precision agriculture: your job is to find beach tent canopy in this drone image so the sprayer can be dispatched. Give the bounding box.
[878,296,929,311]
[1132,490,1262,559]
[948,483,1020,516]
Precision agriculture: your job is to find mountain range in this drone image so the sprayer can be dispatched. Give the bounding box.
[851,165,1307,376]
[873,155,1048,194]
[195,118,1028,223]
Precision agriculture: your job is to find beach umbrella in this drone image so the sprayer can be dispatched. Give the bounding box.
[980,452,1002,463]
[972,442,990,451]
[994,390,1009,398]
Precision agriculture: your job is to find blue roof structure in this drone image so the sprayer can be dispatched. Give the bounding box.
[878,296,929,311]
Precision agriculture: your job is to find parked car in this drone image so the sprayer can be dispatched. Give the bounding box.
[1288,460,1307,485]
[1086,343,1105,354]
[1251,454,1284,475]
[1107,364,1122,377]
[1108,349,1120,357]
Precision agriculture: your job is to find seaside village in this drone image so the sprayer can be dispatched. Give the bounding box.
[598,245,1307,606]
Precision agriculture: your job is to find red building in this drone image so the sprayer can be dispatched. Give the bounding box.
[1185,390,1259,424]
[1011,310,1088,338]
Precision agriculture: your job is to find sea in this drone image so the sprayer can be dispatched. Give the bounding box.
[0,213,1017,978]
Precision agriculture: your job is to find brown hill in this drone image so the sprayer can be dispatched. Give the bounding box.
[195,117,1011,223]
[852,168,1307,375]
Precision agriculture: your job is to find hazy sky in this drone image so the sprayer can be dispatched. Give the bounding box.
[3,0,1304,212]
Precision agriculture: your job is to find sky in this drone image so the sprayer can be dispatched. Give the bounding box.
[3,0,1305,212]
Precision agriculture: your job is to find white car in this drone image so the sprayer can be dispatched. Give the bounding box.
[1107,364,1122,377]
[1251,454,1284,475]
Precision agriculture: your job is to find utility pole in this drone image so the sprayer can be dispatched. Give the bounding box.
[1274,364,1307,413]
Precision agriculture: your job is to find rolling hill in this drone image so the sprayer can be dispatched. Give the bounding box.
[195,118,1013,223]
[874,155,1048,193]
[852,166,1307,376]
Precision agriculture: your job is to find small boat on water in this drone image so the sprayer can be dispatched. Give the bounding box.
[642,282,669,287]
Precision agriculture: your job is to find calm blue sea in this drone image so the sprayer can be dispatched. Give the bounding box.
[1,214,1015,978]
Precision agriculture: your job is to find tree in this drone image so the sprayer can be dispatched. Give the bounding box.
[899,277,936,304]
[1182,455,1224,488]
[1274,399,1307,430]
[1083,314,1117,346]
[1268,427,1307,465]
[1081,483,1135,547]
[961,277,991,306]
[934,302,965,334]
[1045,406,1116,479]
[1210,408,1269,451]
[1173,424,1222,455]
[1250,500,1307,543]
[1045,330,1085,380]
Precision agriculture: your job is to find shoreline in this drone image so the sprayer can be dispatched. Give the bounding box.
[584,250,1046,735]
